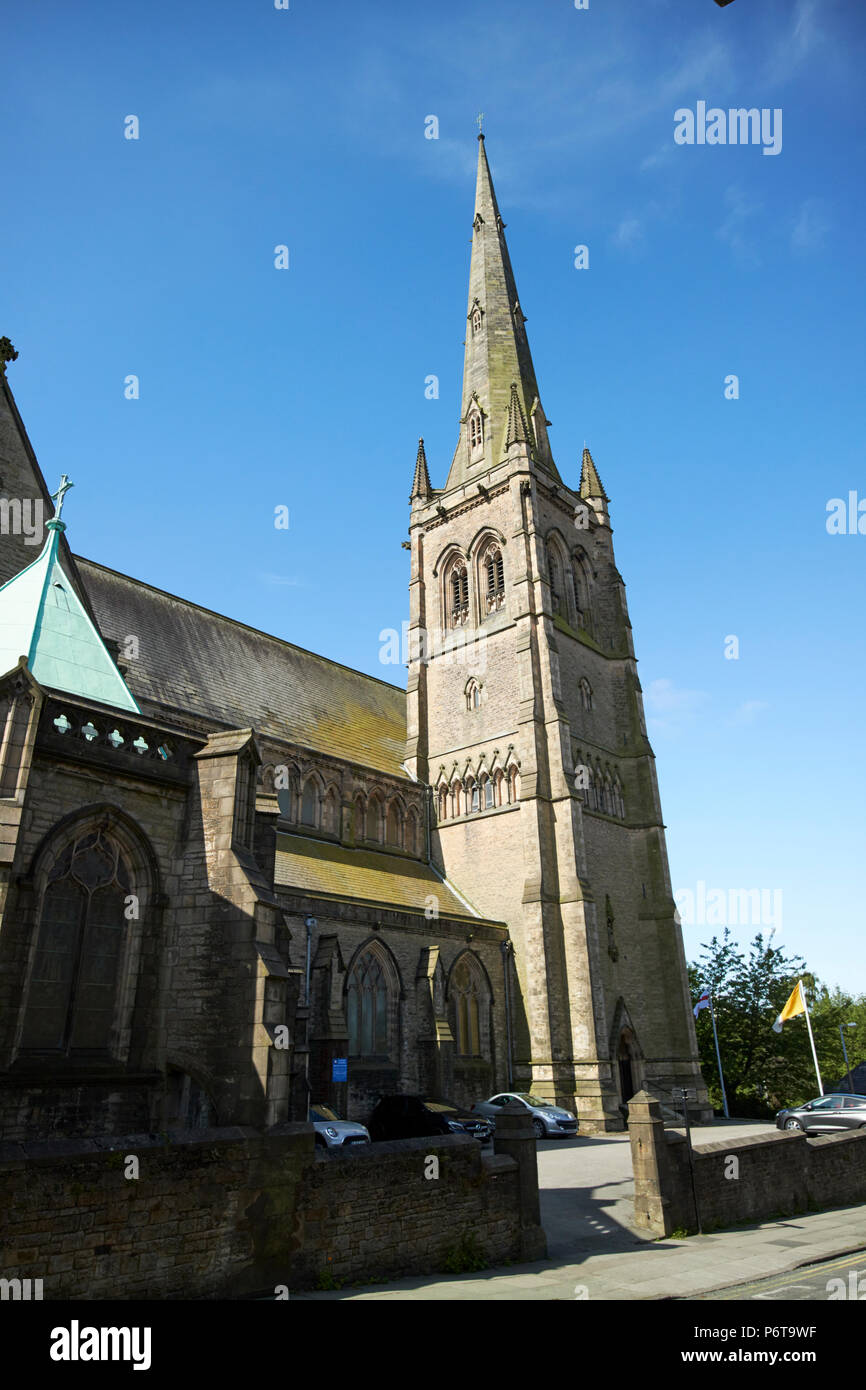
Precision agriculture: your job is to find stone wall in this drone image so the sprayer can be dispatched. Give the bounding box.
[628,1090,866,1237]
[0,1109,543,1298]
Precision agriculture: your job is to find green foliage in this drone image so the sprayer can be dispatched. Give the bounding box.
[441,1232,487,1274]
[315,1265,342,1291]
[689,929,866,1117]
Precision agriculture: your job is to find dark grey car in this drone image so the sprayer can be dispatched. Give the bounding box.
[776,1093,866,1133]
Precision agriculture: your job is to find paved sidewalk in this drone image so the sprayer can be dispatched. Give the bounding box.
[295,1204,866,1301]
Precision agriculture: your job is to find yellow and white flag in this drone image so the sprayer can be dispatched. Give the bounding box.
[772,980,806,1033]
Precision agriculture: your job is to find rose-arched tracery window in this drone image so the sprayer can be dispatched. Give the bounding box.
[347,947,394,1058]
[22,829,132,1053]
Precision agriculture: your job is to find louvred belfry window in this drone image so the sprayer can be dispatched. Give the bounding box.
[469,411,483,452]
[22,830,130,1053]
[485,546,505,612]
[450,565,469,626]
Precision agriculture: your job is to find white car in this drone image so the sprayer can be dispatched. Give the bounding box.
[472,1092,578,1139]
[310,1103,371,1149]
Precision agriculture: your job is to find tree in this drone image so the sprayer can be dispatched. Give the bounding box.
[686,929,860,1117]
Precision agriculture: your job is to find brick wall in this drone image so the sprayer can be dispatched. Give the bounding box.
[0,1122,536,1298]
[628,1091,866,1237]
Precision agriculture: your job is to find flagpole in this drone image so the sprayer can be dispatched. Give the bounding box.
[709,994,730,1118]
[801,983,824,1096]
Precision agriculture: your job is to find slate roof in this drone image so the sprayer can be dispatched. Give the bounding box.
[75,557,409,779]
[274,833,491,921]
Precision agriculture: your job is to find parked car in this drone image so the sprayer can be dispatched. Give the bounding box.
[309,1103,371,1149]
[776,1093,866,1133]
[472,1092,578,1139]
[368,1095,493,1144]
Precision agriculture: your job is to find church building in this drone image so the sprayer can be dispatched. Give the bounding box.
[0,136,708,1142]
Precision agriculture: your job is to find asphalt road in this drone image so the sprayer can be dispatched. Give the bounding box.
[536,1119,778,1261]
[690,1250,866,1301]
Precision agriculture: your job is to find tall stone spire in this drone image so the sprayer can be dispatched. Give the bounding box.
[444,135,559,489]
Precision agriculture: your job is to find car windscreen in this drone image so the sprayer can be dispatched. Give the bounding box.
[310,1105,339,1122]
[423,1100,459,1113]
[516,1094,552,1108]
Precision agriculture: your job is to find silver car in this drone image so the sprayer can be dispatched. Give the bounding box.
[310,1103,371,1149]
[472,1092,578,1139]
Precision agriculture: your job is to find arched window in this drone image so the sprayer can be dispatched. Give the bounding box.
[579,678,593,711]
[322,787,340,835]
[406,808,419,853]
[481,775,494,809]
[300,778,319,827]
[572,551,593,633]
[347,949,391,1058]
[465,678,481,711]
[467,778,480,813]
[546,543,563,616]
[507,766,520,804]
[450,955,486,1057]
[22,829,131,1053]
[386,800,403,847]
[483,544,505,613]
[448,562,469,627]
[594,767,606,813]
[471,306,483,334]
[493,770,505,806]
[468,410,483,454]
[366,795,383,842]
[450,779,463,818]
[437,785,448,821]
[614,775,625,819]
[353,794,366,839]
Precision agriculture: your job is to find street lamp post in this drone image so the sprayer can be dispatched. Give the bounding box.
[840,1022,857,1093]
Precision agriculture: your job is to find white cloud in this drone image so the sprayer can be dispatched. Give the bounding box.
[645,678,709,734]
[716,184,763,267]
[791,198,831,255]
[728,700,769,727]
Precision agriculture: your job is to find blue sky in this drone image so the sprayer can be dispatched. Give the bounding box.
[4,0,865,997]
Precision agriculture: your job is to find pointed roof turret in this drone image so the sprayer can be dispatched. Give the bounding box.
[504,381,531,451]
[410,438,432,502]
[444,135,560,490]
[0,476,141,712]
[579,446,608,501]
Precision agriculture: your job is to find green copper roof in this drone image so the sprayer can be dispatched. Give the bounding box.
[0,517,140,713]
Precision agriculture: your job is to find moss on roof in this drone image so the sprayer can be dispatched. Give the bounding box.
[274,833,496,922]
[76,558,408,778]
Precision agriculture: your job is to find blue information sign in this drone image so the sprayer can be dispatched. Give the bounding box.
[332,1057,348,1083]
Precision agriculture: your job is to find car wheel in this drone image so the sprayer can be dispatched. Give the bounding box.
[784,1118,802,1131]
[533,1118,545,1140]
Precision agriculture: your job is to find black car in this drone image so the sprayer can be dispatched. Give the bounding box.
[369,1095,493,1144]
[776,1093,866,1133]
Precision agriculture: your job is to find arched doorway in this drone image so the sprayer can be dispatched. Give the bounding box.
[617,1027,639,1106]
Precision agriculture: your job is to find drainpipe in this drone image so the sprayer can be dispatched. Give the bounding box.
[501,939,514,1090]
[303,915,316,1119]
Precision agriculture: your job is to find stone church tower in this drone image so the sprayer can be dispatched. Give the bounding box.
[406,135,708,1130]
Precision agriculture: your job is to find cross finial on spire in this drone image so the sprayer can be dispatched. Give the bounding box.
[51,474,74,520]
[476,111,485,137]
